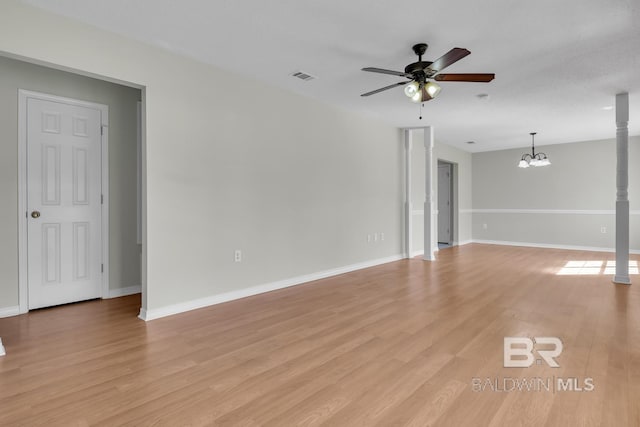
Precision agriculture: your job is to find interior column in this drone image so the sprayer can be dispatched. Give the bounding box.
[404,129,413,259]
[424,126,436,261]
[614,92,631,285]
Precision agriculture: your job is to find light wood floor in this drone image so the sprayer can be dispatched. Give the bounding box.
[1,244,639,426]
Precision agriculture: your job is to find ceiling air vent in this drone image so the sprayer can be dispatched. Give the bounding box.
[290,71,316,82]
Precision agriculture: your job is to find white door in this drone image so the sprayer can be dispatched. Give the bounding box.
[27,96,103,309]
[438,163,451,244]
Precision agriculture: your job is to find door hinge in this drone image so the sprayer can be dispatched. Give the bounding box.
[101,264,104,273]
[101,194,104,204]
[100,125,104,135]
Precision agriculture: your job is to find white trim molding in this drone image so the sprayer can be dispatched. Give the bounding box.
[136,101,142,245]
[473,239,640,255]
[107,285,142,299]
[139,254,404,321]
[0,306,20,319]
[0,338,5,356]
[101,120,110,300]
[471,208,640,215]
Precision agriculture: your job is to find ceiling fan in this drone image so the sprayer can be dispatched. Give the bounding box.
[361,43,495,102]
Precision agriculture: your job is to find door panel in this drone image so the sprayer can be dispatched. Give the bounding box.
[438,164,451,244]
[27,97,103,309]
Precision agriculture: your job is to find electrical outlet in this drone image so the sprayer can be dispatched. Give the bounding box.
[380,232,385,241]
[374,233,378,242]
[600,227,607,234]
[367,234,371,243]
[234,249,242,262]
[483,223,488,230]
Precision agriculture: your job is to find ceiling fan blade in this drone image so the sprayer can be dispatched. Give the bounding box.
[425,48,471,74]
[434,73,495,82]
[362,67,413,78]
[361,81,409,97]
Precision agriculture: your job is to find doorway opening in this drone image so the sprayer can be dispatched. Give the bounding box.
[5,54,145,315]
[437,160,455,248]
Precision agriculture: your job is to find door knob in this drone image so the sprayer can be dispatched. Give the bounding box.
[31,211,41,219]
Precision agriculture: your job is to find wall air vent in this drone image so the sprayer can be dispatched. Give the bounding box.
[290,71,316,81]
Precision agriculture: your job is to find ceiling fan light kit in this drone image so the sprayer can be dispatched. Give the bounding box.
[361,42,494,103]
[404,80,442,102]
[518,132,551,168]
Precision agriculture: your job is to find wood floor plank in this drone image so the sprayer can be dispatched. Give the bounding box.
[1,244,638,426]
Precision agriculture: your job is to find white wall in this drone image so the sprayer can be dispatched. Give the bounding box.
[0,56,141,311]
[409,129,473,256]
[0,1,403,317]
[471,136,639,252]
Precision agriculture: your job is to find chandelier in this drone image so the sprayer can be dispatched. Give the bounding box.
[518,132,550,168]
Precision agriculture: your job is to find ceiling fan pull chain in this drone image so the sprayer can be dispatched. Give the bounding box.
[419,102,423,120]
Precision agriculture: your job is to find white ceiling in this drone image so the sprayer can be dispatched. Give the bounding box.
[22,0,640,152]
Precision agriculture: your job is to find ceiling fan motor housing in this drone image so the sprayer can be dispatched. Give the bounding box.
[406,43,432,79]
[405,62,432,78]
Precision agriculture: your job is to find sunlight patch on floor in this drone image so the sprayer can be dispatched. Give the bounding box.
[557,260,639,276]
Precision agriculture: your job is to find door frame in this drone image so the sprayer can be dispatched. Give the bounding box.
[438,159,459,246]
[437,160,454,245]
[17,89,109,314]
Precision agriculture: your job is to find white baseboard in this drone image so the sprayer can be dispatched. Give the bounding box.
[472,239,640,254]
[0,338,5,356]
[0,289,139,318]
[411,240,472,258]
[0,306,20,319]
[410,251,438,260]
[139,254,404,321]
[107,285,141,298]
